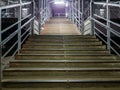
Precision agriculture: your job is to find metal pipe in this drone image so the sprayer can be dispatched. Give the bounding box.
[90,0,95,35]
[0,8,2,90]
[71,0,74,23]
[78,0,81,31]
[38,0,41,34]
[81,0,84,35]
[106,0,111,52]
[30,0,35,35]
[18,0,22,53]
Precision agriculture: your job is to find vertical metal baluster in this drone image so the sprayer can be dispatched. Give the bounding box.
[81,0,84,35]
[78,0,81,32]
[90,0,95,35]
[106,0,111,52]
[31,0,35,35]
[0,8,2,90]
[38,0,41,34]
[72,0,74,23]
[18,0,22,53]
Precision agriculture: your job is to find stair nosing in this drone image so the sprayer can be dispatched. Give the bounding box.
[10,60,120,63]
[16,54,113,56]
[2,79,120,83]
[4,68,120,71]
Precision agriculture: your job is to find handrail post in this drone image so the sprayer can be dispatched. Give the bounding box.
[18,0,22,52]
[0,8,2,90]
[30,0,35,35]
[41,0,43,25]
[78,0,81,32]
[68,1,72,21]
[81,0,84,35]
[106,0,111,52]
[90,0,95,35]
[38,0,41,35]
[71,0,74,23]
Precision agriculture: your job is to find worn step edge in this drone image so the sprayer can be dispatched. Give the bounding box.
[10,60,120,63]
[16,54,113,56]
[23,44,104,46]
[2,79,120,83]
[4,68,120,71]
[27,40,99,42]
[30,35,96,37]
[21,49,107,51]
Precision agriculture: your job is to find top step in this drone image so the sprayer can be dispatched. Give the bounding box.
[30,35,96,39]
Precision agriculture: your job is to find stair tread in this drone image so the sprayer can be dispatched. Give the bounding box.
[11,60,120,63]
[4,67,120,71]
[22,48,106,51]
[2,87,120,90]
[17,54,113,56]
[3,78,120,82]
[17,54,111,56]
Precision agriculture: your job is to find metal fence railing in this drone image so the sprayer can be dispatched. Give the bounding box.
[90,0,120,56]
[68,0,120,56]
[0,0,35,87]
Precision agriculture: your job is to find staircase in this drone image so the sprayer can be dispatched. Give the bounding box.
[2,35,120,90]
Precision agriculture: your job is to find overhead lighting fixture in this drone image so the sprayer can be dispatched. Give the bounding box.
[54,0,65,5]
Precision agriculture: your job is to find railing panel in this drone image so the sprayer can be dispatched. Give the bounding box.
[91,0,120,56]
[0,0,35,82]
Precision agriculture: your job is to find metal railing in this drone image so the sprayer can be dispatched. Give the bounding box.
[90,0,120,56]
[0,0,35,86]
[34,0,51,34]
[68,0,120,56]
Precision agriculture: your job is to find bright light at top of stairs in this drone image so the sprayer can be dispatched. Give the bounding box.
[54,0,65,5]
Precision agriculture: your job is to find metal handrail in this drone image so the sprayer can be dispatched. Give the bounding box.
[1,14,31,34]
[0,2,31,9]
[91,0,120,56]
[0,0,35,84]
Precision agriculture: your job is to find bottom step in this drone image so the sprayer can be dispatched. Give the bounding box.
[2,82,120,88]
[2,87,120,90]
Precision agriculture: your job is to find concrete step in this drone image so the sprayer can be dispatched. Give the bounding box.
[20,50,109,54]
[26,39,99,43]
[30,35,96,39]
[22,46,106,51]
[3,67,120,81]
[15,54,116,60]
[24,42,102,45]
[2,79,120,88]
[2,87,120,90]
[27,39,99,42]
[28,38,98,42]
[9,61,120,68]
[22,45,106,49]
[25,41,102,45]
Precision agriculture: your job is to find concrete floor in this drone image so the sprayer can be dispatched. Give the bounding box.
[40,18,81,35]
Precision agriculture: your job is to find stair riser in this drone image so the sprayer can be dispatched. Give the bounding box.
[2,82,120,88]
[9,62,120,68]
[24,42,102,46]
[30,36,96,39]
[23,47,105,51]
[20,50,109,54]
[22,45,106,49]
[15,55,116,60]
[28,39,98,41]
[27,39,99,42]
[25,42,102,45]
[4,70,120,76]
